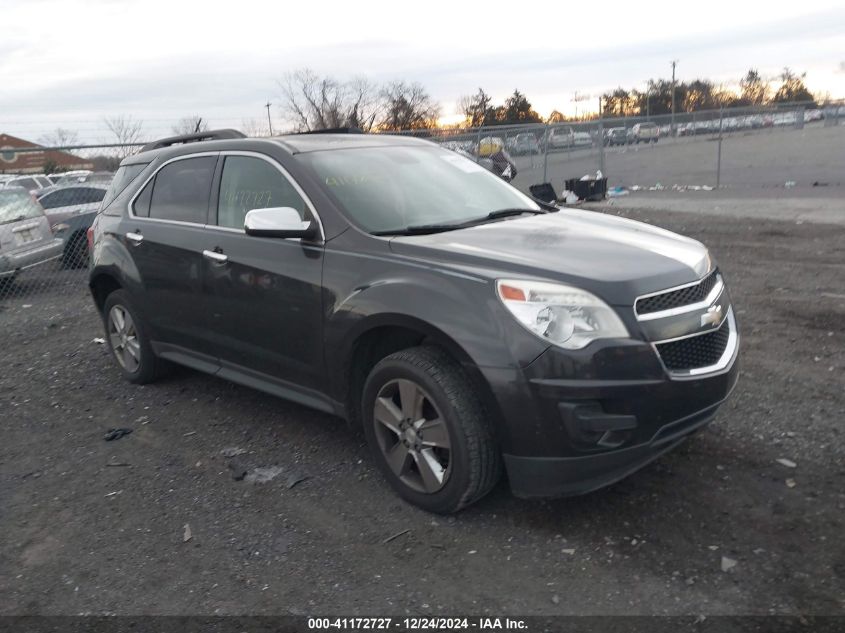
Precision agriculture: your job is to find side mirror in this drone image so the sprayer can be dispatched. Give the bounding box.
[244,207,317,239]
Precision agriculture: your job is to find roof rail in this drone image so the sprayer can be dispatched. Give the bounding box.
[140,129,246,152]
[298,127,364,135]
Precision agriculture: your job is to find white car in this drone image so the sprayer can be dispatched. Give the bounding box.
[0,175,53,194]
[630,122,659,143]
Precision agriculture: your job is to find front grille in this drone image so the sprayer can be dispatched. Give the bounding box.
[636,271,719,315]
[656,318,731,371]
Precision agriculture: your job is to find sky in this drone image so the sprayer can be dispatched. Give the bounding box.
[1,0,844,142]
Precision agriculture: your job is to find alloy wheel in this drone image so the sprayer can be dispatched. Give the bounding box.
[108,305,141,373]
[372,378,452,494]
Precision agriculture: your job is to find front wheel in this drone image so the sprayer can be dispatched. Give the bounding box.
[362,346,502,513]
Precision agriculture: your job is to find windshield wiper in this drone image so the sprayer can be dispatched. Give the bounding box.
[373,208,548,237]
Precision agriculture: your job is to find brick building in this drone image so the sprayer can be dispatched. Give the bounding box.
[0,133,93,174]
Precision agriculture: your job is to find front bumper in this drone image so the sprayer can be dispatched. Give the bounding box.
[481,329,739,498]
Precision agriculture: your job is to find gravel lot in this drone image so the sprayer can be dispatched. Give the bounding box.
[1,200,843,617]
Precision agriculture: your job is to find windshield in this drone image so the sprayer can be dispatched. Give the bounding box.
[298,145,539,234]
[0,189,44,224]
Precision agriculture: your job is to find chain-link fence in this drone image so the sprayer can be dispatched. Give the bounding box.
[1,100,843,308]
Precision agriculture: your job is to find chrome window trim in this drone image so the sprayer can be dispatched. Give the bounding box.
[636,275,724,322]
[125,150,325,242]
[652,307,738,380]
[126,151,219,226]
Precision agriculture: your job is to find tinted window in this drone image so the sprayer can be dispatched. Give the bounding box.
[102,164,146,209]
[217,156,307,229]
[148,156,216,224]
[133,179,153,217]
[39,189,71,209]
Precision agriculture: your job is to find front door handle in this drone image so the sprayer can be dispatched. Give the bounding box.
[125,231,143,245]
[203,249,228,264]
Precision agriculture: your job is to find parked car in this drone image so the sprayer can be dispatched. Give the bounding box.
[630,122,659,143]
[541,126,575,151]
[37,184,108,267]
[0,187,64,285]
[52,170,92,186]
[0,175,53,194]
[604,127,628,146]
[572,131,593,147]
[510,133,540,156]
[89,129,739,513]
[477,136,504,157]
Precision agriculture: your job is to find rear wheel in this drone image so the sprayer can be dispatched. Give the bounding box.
[103,290,167,384]
[362,346,502,513]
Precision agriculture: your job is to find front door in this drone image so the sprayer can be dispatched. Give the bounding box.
[199,153,325,392]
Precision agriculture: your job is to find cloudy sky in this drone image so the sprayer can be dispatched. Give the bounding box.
[1,0,844,141]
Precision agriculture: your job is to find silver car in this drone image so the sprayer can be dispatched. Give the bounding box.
[0,188,64,285]
[37,184,108,227]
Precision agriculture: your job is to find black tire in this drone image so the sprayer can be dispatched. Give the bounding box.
[102,289,168,384]
[362,346,502,513]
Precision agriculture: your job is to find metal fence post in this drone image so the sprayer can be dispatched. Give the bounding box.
[716,106,723,189]
[475,126,483,163]
[542,123,550,183]
[598,115,605,175]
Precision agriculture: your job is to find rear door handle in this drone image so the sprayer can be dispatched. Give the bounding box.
[125,231,143,244]
[203,249,228,264]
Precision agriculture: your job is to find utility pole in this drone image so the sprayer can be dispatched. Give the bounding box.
[670,60,677,136]
[265,102,273,136]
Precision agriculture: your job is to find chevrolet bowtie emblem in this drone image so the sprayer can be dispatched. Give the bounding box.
[701,304,723,328]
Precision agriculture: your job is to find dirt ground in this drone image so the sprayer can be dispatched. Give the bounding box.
[1,201,843,616]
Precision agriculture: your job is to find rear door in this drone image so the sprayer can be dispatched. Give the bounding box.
[120,153,219,368]
[199,152,326,392]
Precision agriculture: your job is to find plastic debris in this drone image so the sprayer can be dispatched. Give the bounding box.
[245,466,284,484]
[721,557,737,572]
[183,523,192,542]
[607,186,629,198]
[562,190,579,204]
[286,471,309,489]
[784,181,796,188]
[776,458,797,469]
[92,338,105,344]
[786,478,797,488]
[103,428,133,442]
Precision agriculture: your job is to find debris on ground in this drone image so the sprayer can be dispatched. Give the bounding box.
[183,431,197,437]
[220,447,247,458]
[103,428,133,442]
[786,478,797,488]
[382,529,411,544]
[183,523,192,543]
[551,595,560,605]
[561,548,576,555]
[227,459,249,481]
[607,186,629,197]
[784,181,796,188]
[286,471,309,489]
[776,458,797,468]
[105,461,130,468]
[244,466,284,484]
[721,557,738,572]
[92,338,105,344]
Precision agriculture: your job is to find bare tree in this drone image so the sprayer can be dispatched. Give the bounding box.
[103,115,144,159]
[458,89,492,127]
[380,81,440,131]
[171,115,209,135]
[240,117,272,137]
[38,127,80,149]
[279,69,381,132]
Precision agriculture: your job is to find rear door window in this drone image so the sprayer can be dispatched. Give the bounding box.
[148,156,216,224]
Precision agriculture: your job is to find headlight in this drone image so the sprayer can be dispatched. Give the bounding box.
[496,279,628,350]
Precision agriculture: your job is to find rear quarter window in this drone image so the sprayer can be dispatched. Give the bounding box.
[101,163,148,213]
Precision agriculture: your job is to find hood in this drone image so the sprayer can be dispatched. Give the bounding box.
[388,209,711,306]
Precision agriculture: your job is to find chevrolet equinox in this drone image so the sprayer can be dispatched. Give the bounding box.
[88,129,739,513]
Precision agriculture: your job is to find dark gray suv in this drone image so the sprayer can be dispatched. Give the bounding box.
[89,129,739,513]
